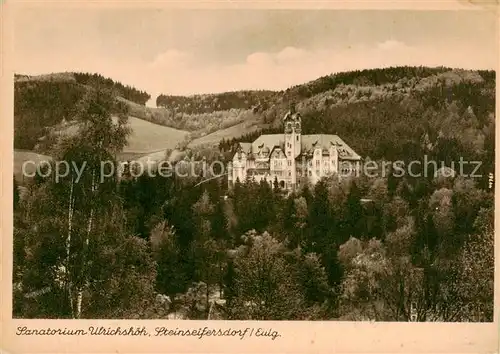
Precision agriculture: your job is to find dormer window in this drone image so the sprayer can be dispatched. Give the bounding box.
[338,148,349,157]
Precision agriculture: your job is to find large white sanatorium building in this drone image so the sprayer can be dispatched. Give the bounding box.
[228,109,362,191]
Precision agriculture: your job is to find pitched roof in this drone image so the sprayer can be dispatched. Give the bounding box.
[241,133,361,161]
[237,142,252,153]
[283,111,301,121]
[301,134,361,160]
[252,134,283,152]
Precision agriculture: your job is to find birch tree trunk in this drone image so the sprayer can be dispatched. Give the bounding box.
[75,169,96,319]
[205,278,210,318]
[66,176,75,318]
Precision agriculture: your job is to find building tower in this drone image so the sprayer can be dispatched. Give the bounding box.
[284,105,302,189]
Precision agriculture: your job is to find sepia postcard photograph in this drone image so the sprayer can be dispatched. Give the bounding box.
[1,1,499,353]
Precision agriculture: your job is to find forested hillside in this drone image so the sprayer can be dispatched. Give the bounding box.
[155,67,495,168]
[14,79,86,150]
[14,73,260,152]
[219,68,495,188]
[73,73,151,105]
[16,67,495,163]
[156,90,276,114]
[14,72,150,151]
